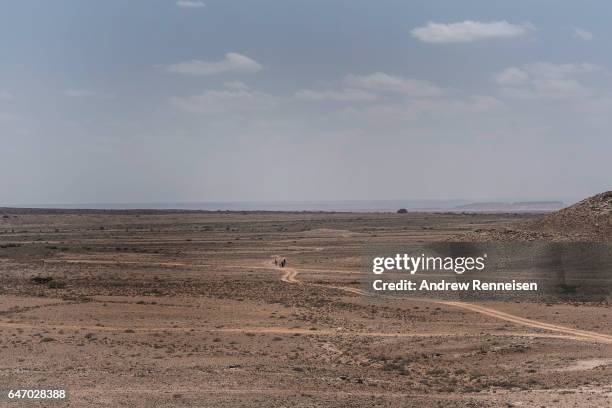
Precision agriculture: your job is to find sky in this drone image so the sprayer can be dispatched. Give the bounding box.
[1,0,611,205]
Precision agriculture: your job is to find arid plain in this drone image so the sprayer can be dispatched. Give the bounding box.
[0,209,610,407]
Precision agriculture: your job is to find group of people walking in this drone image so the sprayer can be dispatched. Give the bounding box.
[274,258,287,268]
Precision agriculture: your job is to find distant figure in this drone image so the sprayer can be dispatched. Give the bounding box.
[282,259,287,268]
[274,258,278,266]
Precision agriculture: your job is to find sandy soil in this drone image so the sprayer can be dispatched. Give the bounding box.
[0,210,610,407]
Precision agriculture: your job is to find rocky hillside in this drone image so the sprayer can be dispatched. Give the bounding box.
[457,191,612,242]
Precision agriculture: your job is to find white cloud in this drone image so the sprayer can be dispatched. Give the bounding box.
[176,0,206,8]
[501,79,589,99]
[416,95,504,113]
[345,72,444,96]
[294,88,378,102]
[411,20,533,43]
[166,53,263,76]
[339,95,504,123]
[572,27,594,41]
[494,62,603,99]
[0,92,13,101]
[170,85,276,115]
[524,62,601,79]
[292,72,443,103]
[223,81,250,91]
[493,67,529,85]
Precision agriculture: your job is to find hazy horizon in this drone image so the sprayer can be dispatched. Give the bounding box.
[2,1,611,204]
[0,197,575,212]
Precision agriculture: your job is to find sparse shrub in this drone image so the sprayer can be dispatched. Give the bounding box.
[31,276,53,285]
[427,368,446,376]
[0,243,20,248]
[48,280,66,289]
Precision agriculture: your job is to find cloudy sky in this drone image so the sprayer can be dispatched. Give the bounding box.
[1,0,611,205]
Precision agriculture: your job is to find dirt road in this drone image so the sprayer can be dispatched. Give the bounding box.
[276,259,612,344]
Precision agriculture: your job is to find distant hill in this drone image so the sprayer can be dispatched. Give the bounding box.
[453,201,564,212]
[456,191,612,242]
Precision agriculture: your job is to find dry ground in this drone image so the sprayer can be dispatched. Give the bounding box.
[0,210,610,407]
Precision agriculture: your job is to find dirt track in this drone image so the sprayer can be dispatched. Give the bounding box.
[439,301,612,344]
[277,260,612,344]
